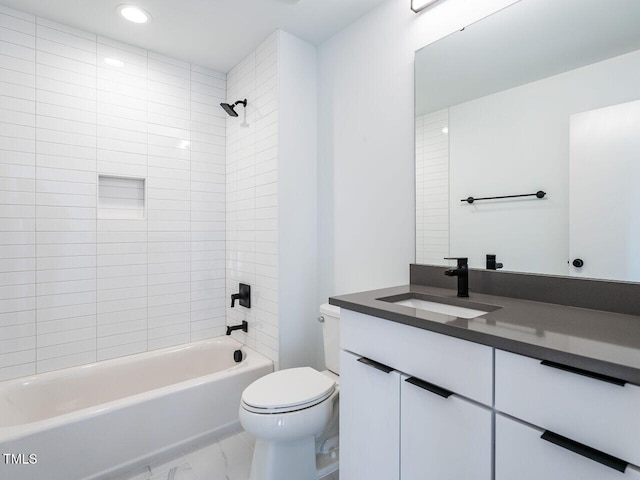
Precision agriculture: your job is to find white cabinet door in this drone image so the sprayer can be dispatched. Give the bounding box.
[401,374,492,480]
[340,350,401,480]
[495,349,640,466]
[496,414,640,480]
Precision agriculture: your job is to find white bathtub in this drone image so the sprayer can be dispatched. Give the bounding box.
[0,336,272,480]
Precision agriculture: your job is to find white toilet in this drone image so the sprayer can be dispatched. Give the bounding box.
[239,304,341,480]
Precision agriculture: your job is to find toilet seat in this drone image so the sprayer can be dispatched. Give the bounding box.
[241,367,336,414]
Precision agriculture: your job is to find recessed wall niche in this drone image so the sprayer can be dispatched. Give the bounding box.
[98,175,146,220]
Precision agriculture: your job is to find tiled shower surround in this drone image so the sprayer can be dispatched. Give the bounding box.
[225,34,280,368]
[0,6,227,380]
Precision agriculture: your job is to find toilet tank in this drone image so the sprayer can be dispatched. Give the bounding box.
[320,303,341,374]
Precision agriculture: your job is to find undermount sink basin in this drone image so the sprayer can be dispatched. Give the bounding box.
[392,298,490,319]
[379,293,500,319]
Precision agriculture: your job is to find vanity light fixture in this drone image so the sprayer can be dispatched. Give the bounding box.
[118,5,151,24]
[411,0,443,13]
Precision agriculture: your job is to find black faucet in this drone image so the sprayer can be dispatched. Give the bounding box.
[226,321,248,335]
[444,257,469,297]
[231,283,251,308]
[486,254,503,270]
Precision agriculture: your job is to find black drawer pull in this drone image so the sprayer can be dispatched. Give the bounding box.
[540,360,626,386]
[357,357,394,373]
[541,431,628,473]
[405,376,453,398]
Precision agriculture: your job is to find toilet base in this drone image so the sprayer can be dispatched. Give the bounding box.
[249,436,317,480]
[248,433,339,480]
[316,437,340,479]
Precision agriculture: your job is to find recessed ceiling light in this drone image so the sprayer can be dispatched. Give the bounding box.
[118,5,151,24]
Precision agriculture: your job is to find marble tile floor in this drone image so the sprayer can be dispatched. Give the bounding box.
[115,429,339,480]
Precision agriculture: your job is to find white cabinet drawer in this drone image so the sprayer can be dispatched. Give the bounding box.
[401,375,492,480]
[496,414,640,480]
[340,350,401,480]
[341,309,493,405]
[496,349,640,466]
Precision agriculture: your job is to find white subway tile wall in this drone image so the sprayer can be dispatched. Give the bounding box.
[0,4,37,381]
[0,6,226,380]
[415,109,450,265]
[35,16,98,374]
[189,64,227,343]
[146,53,192,352]
[96,36,148,363]
[226,33,279,368]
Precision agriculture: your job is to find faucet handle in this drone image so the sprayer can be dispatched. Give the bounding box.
[486,254,503,270]
[230,283,251,308]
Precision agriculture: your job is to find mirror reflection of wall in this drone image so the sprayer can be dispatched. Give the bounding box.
[569,100,640,282]
[414,0,640,281]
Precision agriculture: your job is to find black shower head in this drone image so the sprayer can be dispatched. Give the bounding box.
[220,99,247,117]
[220,102,238,117]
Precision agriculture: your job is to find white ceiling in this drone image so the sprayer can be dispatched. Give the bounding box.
[0,0,386,73]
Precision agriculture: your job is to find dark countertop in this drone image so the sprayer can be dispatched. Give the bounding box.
[330,283,640,386]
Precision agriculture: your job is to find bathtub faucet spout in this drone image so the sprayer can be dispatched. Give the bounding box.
[226,321,248,335]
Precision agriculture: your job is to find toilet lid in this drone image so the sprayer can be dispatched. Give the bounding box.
[242,367,336,413]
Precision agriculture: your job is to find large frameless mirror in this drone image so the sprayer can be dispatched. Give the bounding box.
[414,0,640,281]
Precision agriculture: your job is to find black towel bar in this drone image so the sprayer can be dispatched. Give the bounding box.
[462,190,546,204]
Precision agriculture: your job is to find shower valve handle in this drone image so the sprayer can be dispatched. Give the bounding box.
[230,283,251,308]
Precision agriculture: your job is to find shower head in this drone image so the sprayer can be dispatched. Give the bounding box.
[220,99,247,117]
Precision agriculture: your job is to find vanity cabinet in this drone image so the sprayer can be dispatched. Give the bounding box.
[341,309,493,480]
[496,414,640,479]
[340,350,401,480]
[401,375,492,480]
[340,307,640,479]
[495,349,640,467]
[340,309,493,405]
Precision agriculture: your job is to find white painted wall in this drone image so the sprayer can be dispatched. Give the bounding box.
[277,31,320,369]
[449,49,640,275]
[0,5,226,381]
[317,0,519,301]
